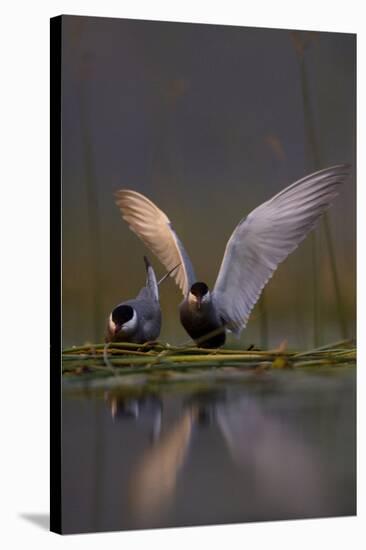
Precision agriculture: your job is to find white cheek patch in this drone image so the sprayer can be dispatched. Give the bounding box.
[201,290,211,303]
[109,315,116,333]
[122,309,138,333]
[188,292,198,304]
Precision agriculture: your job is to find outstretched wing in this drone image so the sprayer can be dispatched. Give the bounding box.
[115,190,196,296]
[213,164,351,334]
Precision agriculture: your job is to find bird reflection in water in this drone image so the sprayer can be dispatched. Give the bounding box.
[105,389,197,522]
[103,386,337,526]
[104,392,163,443]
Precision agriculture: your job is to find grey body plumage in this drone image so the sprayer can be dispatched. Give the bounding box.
[105,256,161,344]
[115,164,351,348]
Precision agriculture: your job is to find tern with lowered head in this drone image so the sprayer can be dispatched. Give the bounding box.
[106,256,178,344]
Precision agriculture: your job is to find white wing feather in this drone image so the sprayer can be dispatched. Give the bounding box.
[115,190,196,296]
[213,164,351,333]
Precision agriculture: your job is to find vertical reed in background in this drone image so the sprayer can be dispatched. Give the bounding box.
[78,51,103,343]
[291,31,348,345]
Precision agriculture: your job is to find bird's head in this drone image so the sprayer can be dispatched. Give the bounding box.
[188,282,211,310]
[109,304,137,336]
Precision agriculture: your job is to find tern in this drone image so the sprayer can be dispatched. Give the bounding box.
[106,256,177,344]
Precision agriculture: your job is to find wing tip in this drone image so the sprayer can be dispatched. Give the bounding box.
[313,163,352,180]
[114,188,142,204]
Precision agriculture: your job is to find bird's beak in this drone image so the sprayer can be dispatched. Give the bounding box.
[196,298,201,310]
[114,324,122,335]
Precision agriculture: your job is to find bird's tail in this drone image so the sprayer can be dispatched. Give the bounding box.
[144,256,159,301]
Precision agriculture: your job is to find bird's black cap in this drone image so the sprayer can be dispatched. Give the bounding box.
[112,304,134,325]
[190,282,209,297]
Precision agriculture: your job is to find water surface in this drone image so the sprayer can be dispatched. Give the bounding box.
[62,366,355,534]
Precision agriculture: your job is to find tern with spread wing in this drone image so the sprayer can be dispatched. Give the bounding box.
[115,165,350,347]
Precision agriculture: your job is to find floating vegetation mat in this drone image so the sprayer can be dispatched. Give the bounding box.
[62,339,356,388]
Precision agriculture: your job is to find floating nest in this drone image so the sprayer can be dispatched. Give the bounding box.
[62,339,356,386]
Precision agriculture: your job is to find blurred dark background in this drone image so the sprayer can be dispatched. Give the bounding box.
[61,15,356,348]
